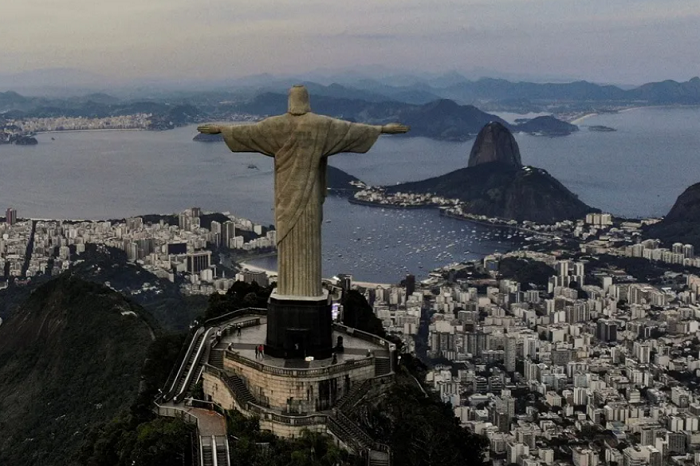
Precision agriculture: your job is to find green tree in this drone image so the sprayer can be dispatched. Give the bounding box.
[342,290,386,337]
[130,418,195,466]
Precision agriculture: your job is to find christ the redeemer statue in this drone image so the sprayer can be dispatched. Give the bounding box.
[198,85,408,298]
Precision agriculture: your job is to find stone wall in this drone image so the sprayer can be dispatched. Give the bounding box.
[202,370,329,439]
[224,355,376,413]
[203,371,239,410]
[258,419,326,438]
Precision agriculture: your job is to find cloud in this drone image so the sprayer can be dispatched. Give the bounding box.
[2,0,699,83]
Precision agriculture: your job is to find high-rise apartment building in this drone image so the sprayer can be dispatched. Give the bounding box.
[597,320,617,342]
[5,208,17,225]
[222,221,236,248]
[505,336,517,372]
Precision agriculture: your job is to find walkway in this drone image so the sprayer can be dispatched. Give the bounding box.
[157,402,227,436]
[189,407,227,436]
[218,319,389,369]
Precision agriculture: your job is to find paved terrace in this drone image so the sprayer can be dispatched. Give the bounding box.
[214,316,390,369]
[156,403,227,436]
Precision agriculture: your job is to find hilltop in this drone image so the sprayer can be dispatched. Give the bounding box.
[66,244,206,331]
[388,163,596,223]
[646,182,700,249]
[386,123,597,223]
[0,275,155,466]
[468,121,522,168]
[327,165,363,196]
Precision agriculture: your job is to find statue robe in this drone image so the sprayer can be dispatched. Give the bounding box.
[221,113,382,297]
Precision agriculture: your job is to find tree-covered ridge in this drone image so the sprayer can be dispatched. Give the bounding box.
[498,257,556,291]
[0,275,155,466]
[205,280,275,321]
[77,333,197,466]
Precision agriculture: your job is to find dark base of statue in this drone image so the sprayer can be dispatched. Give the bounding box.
[265,290,333,360]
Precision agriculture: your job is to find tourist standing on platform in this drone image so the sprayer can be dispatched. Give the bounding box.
[255,345,259,359]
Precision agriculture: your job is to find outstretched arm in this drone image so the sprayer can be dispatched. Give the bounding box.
[199,121,279,156]
[323,118,410,157]
[380,123,410,134]
[197,124,222,134]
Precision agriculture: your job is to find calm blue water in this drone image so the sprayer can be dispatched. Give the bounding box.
[0,106,698,282]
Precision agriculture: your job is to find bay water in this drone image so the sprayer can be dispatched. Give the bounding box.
[1,107,698,282]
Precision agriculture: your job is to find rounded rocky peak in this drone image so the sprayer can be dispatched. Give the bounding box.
[468,122,522,168]
[665,181,700,223]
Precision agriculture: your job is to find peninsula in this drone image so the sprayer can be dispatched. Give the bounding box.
[349,122,598,224]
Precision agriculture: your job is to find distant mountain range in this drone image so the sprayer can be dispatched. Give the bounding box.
[188,94,577,142]
[230,93,578,141]
[2,67,699,107]
[4,72,697,142]
[232,75,700,106]
[0,91,200,130]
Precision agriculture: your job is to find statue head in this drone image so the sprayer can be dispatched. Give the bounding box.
[288,85,311,115]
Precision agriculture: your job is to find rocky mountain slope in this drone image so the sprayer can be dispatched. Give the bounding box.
[387,124,597,223]
[0,275,154,466]
[646,182,700,249]
[468,122,522,167]
[388,163,596,223]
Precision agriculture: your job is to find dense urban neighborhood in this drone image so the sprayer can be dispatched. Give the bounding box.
[3,203,700,465]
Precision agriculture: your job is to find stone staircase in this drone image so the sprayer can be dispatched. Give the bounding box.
[333,411,375,450]
[337,380,369,413]
[210,349,224,369]
[223,372,256,408]
[327,411,391,465]
[374,357,391,376]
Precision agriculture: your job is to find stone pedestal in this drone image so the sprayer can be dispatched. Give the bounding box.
[265,290,332,359]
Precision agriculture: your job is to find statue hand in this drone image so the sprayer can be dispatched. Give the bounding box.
[197,124,222,134]
[381,123,410,134]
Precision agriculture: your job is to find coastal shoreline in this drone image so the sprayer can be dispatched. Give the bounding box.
[347,197,436,210]
[569,104,700,126]
[570,113,599,125]
[346,197,522,231]
[36,128,146,134]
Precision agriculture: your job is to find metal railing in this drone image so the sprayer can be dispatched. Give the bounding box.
[166,327,205,398]
[204,307,267,327]
[162,329,199,399]
[224,349,375,378]
[203,365,391,460]
[175,327,215,402]
[333,323,397,353]
[154,402,201,427]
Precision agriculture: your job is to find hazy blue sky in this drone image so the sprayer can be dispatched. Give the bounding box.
[3,0,700,84]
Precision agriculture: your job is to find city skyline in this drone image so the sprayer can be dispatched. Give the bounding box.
[2,0,700,85]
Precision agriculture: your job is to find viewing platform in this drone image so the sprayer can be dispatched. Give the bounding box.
[160,307,395,464]
[202,313,395,429]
